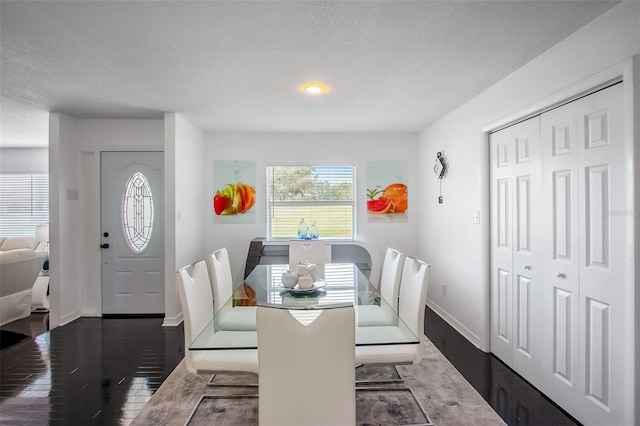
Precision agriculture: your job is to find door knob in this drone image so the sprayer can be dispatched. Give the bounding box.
[100,243,109,249]
[523,264,532,270]
[556,272,566,279]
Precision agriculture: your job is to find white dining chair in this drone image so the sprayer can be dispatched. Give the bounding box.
[288,240,330,269]
[355,256,430,365]
[207,248,256,330]
[257,303,356,426]
[176,260,258,375]
[356,247,405,326]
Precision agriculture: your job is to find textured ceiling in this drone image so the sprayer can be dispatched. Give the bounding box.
[0,1,618,148]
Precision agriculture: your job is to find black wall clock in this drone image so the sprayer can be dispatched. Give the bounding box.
[434,151,447,203]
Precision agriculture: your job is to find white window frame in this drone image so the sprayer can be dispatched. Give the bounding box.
[266,164,356,241]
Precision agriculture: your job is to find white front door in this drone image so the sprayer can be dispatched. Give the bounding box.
[101,152,164,315]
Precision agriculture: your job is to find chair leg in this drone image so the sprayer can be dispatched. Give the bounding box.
[355,364,404,385]
[206,373,258,388]
[184,394,259,426]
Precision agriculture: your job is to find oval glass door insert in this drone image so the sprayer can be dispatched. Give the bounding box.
[122,171,154,253]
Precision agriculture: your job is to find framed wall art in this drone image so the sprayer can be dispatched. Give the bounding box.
[213,160,257,224]
[366,161,408,223]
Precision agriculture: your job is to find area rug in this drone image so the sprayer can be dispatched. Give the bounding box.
[0,330,29,350]
[132,337,506,426]
[184,387,431,426]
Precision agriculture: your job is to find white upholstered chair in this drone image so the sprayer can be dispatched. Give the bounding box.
[207,248,256,330]
[356,247,405,326]
[355,256,430,365]
[288,240,329,269]
[176,260,258,375]
[257,303,356,426]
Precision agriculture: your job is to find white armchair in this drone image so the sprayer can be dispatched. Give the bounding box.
[257,303,355,426]
[176,260,258,375]
[357,247,405,326]
[207,248,256,331]
[355,257,430,365]
[288,240,330,269]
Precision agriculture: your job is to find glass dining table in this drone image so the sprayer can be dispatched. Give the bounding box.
[190,263,420,351]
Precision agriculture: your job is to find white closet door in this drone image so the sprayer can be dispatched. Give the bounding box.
[490,128,514,366]
[540,98,581,414]
[576,84,628,425]
[540,83,629,426]
[490,116,541,386]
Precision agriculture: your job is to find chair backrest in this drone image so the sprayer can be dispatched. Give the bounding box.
[207,248,233,314]
[257,304,355,426]
[288,240,329,269]
[176,260,214,371]
[379,247,405,311]
[398,257,430,341]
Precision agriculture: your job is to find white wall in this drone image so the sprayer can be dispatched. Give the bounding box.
[75,119,165,317]
[632,54,640,426]
[164,113,204,325]
[49,117,164,326]
[0,148,48,173]
[204,133,418,285]
[49,114,82,328]
[418,2,640,351]
[75,119,164,150]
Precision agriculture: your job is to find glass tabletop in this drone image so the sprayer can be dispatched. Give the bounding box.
[190,263,420,350]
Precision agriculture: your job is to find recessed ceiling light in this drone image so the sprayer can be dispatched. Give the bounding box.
[301,82,328,95]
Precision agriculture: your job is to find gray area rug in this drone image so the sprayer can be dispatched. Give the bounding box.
[132,338,506,425]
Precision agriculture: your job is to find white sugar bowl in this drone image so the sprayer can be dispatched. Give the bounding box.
[295,262,319,281]
[297,274,314,290]
[281,270,298,288]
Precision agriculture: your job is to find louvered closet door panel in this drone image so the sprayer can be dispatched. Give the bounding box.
[490,116,541,386]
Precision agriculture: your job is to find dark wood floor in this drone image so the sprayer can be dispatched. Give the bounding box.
[0,309,580,425]
[424,308,581,426]
[0,313,184,425]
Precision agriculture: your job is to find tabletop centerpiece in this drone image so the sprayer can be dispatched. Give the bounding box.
[281,261,323,292]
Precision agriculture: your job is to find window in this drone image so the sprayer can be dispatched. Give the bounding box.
[266,165,355,240]
[122,172,155,253]
[0,174,49,237]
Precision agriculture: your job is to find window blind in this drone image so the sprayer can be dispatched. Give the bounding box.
[0,174,49,237]
[266,165,355,239]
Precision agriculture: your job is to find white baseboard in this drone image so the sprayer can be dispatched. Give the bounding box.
[59,310,82,327]
[163,311,183,327]
[426,299,487,352]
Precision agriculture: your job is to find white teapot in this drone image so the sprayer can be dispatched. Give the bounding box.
[281,270,298,288]
[295,261,319,281]
[297,274,314,290]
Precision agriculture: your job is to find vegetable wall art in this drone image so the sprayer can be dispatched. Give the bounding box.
[366,161,408,223]
[213,160,256,224]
